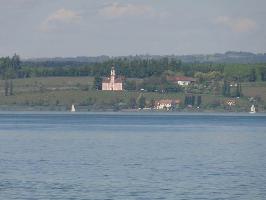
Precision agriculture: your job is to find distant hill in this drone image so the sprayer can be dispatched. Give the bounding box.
[23,51,266,64]
[24,55,110,63]
[137,51,266,64]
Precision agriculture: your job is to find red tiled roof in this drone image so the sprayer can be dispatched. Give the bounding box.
[102,78,110,83]
[115,78,123,83]
[102,77,123,83]
[167,76,196,82]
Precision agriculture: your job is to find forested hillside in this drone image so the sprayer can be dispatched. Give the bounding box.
[7,55,266,81]
[1,54,266,111]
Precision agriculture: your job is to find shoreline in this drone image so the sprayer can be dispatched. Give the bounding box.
[0,105,265,115]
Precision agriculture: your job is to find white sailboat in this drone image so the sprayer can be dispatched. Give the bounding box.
[249,104,256,114]
[71,104,76,112]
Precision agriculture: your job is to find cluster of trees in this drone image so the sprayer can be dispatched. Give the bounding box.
[222,81,242,97]
[21,57,266,83]
[1,55,266,98]
[194,71,223,83]
[184,95,202,107]
[125,73,182,93]
[223,64,266,82]
[22,58,182,78]
[0,54,21,95]
[0,55,265,83]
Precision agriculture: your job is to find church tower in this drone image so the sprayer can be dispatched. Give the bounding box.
[110,66,115,83]
[102,65,123,91]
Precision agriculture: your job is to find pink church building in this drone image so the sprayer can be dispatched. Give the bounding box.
[102,67,123,91]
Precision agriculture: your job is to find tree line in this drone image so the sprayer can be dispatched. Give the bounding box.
[1,54,266,82]
[0,54,21,96]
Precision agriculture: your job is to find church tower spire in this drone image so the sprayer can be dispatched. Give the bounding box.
[111,66,115,84]
[111,66,115,76]
[110,65,115,90]
[101,64,123,91]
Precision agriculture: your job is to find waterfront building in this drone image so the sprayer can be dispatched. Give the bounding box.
[155,99,181,110]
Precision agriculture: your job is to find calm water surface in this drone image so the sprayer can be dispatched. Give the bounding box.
[0,112,266,199]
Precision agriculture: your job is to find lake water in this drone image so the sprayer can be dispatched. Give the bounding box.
[0,112,266,200]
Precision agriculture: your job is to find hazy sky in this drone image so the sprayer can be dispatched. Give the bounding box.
[0,0,266,57]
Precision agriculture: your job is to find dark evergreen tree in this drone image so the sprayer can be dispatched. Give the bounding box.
[191,95,195,106]
[184,96,189,106]
[94,76,102,90]
[249,68,256,82]
[197,96,202,107]
[150,98,156,109]
[138,95,146,109]
[129,97,137,109]
[222,80,231,97]
[9,80,13,96]
[5,80,8,96]
[236,82,242,97]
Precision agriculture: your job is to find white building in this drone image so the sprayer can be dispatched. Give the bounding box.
[102,67,123,91]
[155,99,181,110]
[167,76,196,86]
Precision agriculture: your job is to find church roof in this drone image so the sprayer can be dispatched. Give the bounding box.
[167,76,196,82]
[102,77,123,83]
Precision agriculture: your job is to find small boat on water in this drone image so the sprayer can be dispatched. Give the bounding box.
[249,104,256,114]
[71,104,76,112]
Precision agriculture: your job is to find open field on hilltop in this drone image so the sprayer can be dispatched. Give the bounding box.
[241,82,266,102]
[0,89,184,107]
[0,77,95,93]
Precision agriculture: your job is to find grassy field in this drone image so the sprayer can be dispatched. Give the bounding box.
[0,89,184,107]
[0,77,94,93]
[242,82,266,102]
[0,77,265,111]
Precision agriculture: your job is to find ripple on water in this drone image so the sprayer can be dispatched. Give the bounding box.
[0,113,266,199]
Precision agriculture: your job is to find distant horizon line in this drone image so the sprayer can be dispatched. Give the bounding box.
[1,50,266,60]
[13,50,265,60]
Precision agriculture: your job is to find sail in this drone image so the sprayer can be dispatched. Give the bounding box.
[250,105,256,113]
[71,104,76,112]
